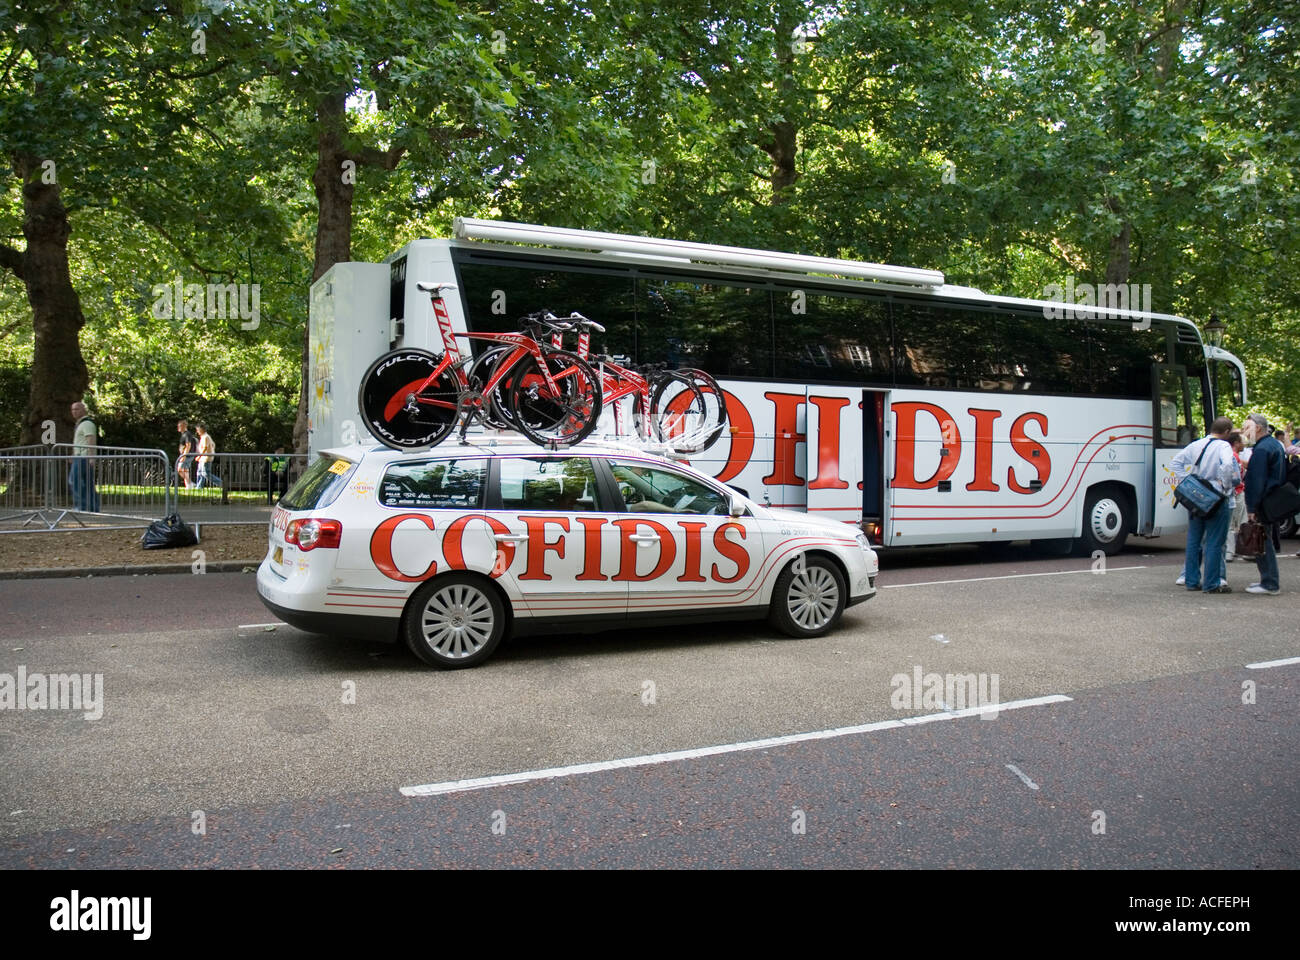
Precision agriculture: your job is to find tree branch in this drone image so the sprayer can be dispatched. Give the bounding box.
[154,59,235,81]
[0,242,23,281]
[1137,20,1185,55]
[348,145,407,170]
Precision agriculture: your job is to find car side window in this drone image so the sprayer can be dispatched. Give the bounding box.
[498,457,599,511]
[607,459,729,515]
[380,459,487,509]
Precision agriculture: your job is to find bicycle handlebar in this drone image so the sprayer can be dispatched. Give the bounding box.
[521,310,605,334]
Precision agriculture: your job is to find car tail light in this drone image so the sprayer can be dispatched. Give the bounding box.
[286,518,342,550]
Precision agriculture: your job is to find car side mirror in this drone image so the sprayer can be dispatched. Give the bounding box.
[728,496,746,518]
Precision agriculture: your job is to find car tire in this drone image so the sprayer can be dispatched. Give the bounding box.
[403,574,506,669]
[768,554,846,638]
[1076,486,1130,556]
[1278,513,1297,539]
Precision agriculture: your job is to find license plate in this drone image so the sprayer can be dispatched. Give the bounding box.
[273,546,283,564]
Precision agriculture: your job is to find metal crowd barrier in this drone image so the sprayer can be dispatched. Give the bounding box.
[171,452,308,523]
[0,443,175,530]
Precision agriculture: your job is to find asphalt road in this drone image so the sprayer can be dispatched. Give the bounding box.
[0,536,1296,868]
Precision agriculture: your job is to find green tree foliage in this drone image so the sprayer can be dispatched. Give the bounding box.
[0,0,1295,448]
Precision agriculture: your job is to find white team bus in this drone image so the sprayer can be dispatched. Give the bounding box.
[307,218,1248,555]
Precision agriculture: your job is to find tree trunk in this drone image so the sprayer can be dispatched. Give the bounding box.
[757,12,800,204]
[762,119,799,200]
[294,91,356,456]
[13,154,89,446]
[1105,217,1131,287]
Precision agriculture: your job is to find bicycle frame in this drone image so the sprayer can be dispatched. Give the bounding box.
[550,326,690,439]
[382,292,572,423]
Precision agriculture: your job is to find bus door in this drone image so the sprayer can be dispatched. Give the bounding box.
[862,391,887,543]
[1151,364,1198,535]
[803,386,866,527]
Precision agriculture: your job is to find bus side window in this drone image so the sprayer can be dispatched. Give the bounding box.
[1184,375,1204,439]
[637,278,773,377]
[455,261,637,359]
[773,289,891,384]
[1158,368,1181,446]
[1214,360,1243,413]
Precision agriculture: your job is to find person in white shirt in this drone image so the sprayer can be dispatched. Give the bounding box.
[68,400,100,513]
[1224,431,1247,563]
[194,422,221,488]
[1170,416,1239,593]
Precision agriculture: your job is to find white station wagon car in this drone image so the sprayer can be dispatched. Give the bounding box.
[256,439,878,668]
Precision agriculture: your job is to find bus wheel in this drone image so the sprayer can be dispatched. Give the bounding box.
[1079,487,1129,556]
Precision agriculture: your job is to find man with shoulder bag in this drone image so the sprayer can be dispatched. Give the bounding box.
[1243,413,1298,595]
[1170,417,1239,593]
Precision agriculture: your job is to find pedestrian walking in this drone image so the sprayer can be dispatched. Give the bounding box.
[176,419,196,488]
[1242,413,1286,595]
[68,400,101,512]
[1171,416,1239,593]
[194,422,221,489]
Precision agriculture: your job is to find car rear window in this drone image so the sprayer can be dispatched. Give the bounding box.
[380,458,487,509]
[279,455,357,510]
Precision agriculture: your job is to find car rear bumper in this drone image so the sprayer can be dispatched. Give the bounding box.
[257,557,401,642]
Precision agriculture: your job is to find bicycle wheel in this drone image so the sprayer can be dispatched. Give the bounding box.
[358,349,459,450]
[507,348,603,447]
[650,369,725,453]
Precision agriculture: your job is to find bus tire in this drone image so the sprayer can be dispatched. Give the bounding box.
[1077,486,1131,556]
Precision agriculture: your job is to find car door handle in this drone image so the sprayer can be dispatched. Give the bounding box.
[493,534,529,543]
[628,533,660,543]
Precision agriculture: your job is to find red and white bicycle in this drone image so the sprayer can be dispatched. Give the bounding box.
[357,283,602,449]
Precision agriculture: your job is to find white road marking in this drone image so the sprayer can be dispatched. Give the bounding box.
[401,694,1073,797]
[885,566,1147,589]
[1005,763,1040,791]
[237,622,285,629]
[1245,656,1300,670]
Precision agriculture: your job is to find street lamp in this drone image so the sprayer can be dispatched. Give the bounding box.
[1205,314,1226,348]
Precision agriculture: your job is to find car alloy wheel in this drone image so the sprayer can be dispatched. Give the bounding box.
[787,562,839,631]
[404,575,505,668]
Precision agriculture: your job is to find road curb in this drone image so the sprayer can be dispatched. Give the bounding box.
[0,561,259,580]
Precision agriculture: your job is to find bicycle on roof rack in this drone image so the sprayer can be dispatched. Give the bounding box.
[462,310,733,452]
[553,313,727,454]
[469,310,729,454]
[357,283,603,450]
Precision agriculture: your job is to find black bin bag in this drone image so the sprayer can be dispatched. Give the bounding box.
[140,513,199,550]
